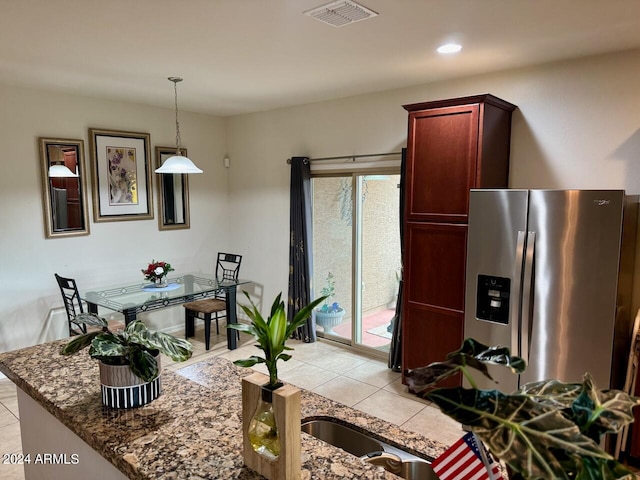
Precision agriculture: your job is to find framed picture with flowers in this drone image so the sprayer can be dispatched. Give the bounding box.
[88,128,153,222]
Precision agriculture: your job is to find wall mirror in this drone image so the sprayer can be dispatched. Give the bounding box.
[155,146,190,230]
[39,137,90,238]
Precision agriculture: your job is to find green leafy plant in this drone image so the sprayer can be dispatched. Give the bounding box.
[320,272,335,304]
[318,272,341,313]
[60,313,193,382]
[227,292,325,387]
[405,338,640,480]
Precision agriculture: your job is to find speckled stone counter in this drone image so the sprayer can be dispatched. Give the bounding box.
[0,340,446,479]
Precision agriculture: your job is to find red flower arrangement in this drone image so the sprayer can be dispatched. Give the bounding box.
[141,260,175,282]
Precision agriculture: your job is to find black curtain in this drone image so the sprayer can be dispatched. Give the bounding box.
[288,157,316,342]
[388,148,406,371]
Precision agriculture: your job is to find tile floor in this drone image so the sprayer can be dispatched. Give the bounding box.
[330,308,395,349]
[0,327,463,480]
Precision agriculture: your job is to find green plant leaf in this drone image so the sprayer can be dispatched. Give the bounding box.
[448,337,526,374]
[237,297,269,354]
[268,307,287,351]
[520,374,640,444]
[570,373,640,442]
[405,362,461,393]
[123,319,147,337]
[573,456,636,480]
[426,387,611,479]
[70,312,108,328]
[128,347,159,382]
[405,338,525,392]
[518,378,583,409]
[126,321,193,362]
[240,292,268,336]
[239,303,262,329]
[278,353,292,362]
[59,330,103,355]
[88,332,128,360]
[284,295,326,338]
[270,292,283,318]
[233,356,266,368]
[227,322,258,336]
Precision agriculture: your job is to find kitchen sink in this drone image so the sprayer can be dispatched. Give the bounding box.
[301,417,384,457]
[301,418,438,480]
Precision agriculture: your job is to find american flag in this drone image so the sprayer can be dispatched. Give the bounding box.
[432,432,503,480]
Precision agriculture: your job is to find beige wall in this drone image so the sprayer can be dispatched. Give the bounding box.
[0,85,229,352]
[2,48,640,355]
[226,49,640,315]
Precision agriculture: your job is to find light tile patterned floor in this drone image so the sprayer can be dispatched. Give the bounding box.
[329,308,395,348]
[0,327,464,480]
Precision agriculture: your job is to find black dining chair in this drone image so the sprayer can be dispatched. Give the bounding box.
[182,253,242,350]
[55,273,89,336]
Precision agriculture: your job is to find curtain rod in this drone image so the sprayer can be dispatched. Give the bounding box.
[286,151,402,164]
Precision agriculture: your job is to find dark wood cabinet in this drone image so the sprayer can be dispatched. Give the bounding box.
[405,222,467,311]
[401,94,516,385]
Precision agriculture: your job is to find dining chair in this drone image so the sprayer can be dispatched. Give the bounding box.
[55,273,88,336]
[182,253,243,350]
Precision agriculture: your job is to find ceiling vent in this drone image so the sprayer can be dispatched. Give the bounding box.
[304,0,378,27]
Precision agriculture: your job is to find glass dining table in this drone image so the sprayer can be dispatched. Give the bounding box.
[80,272,251,350]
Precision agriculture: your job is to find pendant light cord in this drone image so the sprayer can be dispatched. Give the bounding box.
[170,77,183,155]
[155,76,202,173]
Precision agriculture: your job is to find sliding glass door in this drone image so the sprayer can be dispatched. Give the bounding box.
[312,177,353,341]
[312,173,400,354]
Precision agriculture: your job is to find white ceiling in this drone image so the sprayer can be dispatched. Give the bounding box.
[2,0,639,116]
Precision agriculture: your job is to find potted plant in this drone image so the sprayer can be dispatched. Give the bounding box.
[60,313,193,408]
[405,338,640,480]
[315,272,345,334]
[228,292,325,459]
[228,291,325,387]
[141,259,175,287]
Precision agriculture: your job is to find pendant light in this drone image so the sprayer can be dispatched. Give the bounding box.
[155,77,203,174]
[49,164,78,177]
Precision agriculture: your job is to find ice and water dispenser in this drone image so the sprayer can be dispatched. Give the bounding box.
[476,275,510,324]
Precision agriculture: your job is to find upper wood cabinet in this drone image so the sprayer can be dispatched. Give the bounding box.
[404,94,516,223]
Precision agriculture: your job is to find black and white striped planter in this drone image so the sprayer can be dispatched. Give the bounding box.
[98,356,161,409]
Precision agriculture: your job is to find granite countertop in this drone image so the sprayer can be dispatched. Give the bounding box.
[0,340,447,479]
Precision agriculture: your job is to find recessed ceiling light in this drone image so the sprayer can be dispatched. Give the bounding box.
[437,43,462,54]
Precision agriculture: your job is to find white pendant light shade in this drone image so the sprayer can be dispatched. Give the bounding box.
[156,154,203,174]
[49,164,78,177]
[155,76,203,174]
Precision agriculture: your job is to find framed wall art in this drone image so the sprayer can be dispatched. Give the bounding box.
[89,128,153,222]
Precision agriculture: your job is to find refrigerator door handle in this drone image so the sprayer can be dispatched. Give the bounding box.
[512,231,527,356]
[521,231,536,364]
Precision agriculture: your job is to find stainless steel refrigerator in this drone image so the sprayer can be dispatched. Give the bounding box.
[464,189,637,392]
